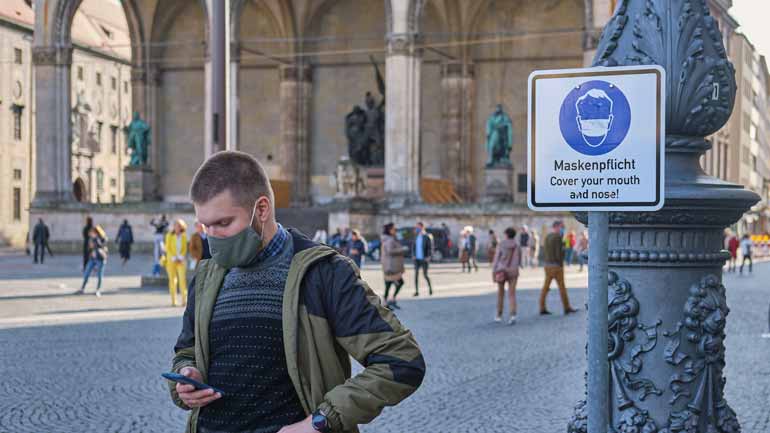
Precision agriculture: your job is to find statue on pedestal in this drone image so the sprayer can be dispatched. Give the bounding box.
[485,104,513,167]
[345,57,385,166]
[125,112,151,166]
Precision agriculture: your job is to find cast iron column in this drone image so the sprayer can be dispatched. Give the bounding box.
[568,1,758,432]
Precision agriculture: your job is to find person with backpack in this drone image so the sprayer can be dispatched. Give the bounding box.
[492,227,522,325]
[77,225,108,297]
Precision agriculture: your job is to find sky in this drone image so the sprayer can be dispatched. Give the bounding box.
[731,0,770,58]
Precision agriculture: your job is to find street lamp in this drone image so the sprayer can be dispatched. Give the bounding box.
[567,1,759,432]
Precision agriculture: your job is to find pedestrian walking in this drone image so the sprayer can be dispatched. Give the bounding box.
[116,219,134,266]
[169,152,424,433]
[492,227,522,325]
[32,218,50,264]
[330,227,343,252]
[164,219,188,307]
[725,229,739,272]
[459,229,471,272]
[740,234,753,274]
[77,225,107,297]
[575,231,589,272]
[82,216,93,270]
[519,225,531,268]
[382,222,408,309]
[349,229,366,269]
[413,222,434,296]
[466,225,479,272]
[539,221,578,315]
[150,214,169,276]
[487,229,498,263]
[188,221,211,272]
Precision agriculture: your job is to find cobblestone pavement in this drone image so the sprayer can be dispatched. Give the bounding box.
[0,253,768,432]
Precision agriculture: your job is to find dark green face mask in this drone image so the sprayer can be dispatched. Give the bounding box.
[208,203,263,269]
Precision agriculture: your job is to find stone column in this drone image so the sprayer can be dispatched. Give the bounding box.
[440,61,474,201]
[31,45,74,206]
[279,64,313,207]
[568,1,757,432]
[384,33,422,207]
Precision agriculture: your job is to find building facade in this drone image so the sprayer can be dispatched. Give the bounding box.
[0,0,131,246]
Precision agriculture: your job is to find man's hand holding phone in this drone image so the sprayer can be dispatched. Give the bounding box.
[173,367,222,408]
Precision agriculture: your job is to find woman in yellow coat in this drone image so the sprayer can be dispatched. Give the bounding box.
[164,219,188,307]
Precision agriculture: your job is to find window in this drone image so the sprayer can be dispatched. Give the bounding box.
[111,194,116,204]
[13,169,22,180]
[517,174,527,193]
[77,66,84,81]
[752,155,758,172]
[95,121,103,152]
[11,105,23,140]
[750,122,758,140]
[722,143,728,179]
[110,177,117,188]
[110,126,118,154]
[14,48,22,65]
[124,81,128,94]
[13,188,21,221]
[111,76,117,90]
[96,72,102,86]
[743,115,751,134]
[96,169,104,191]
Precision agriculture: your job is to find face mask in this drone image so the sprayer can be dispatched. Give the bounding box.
[208,202,263,269]
[577,115,614,147]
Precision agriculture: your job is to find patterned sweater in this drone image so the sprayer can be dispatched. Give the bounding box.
[198,226,305,433]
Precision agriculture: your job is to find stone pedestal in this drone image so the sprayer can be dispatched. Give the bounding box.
[483,166,513,203]
[124,166,156,202]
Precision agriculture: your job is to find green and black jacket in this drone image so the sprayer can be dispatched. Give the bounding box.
[168,229,426,433]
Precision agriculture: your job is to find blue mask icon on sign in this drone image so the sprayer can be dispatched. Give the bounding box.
[559,80,630,157]
[575,89,614,148]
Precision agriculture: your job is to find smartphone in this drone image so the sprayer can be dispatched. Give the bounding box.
[162,372,225,396]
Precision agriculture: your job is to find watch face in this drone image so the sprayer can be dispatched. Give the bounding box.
[312,412,329,433]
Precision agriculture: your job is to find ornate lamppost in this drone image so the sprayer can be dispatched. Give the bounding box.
[569,1,758,432]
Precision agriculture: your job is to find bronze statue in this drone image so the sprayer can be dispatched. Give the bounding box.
[345,57,385,166]
[485,104,514,167]
[125,112,151,166]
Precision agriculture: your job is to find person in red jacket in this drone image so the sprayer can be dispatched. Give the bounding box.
[724,229,739,273]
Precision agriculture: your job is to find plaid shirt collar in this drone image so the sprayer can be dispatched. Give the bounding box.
[253,223,288,264]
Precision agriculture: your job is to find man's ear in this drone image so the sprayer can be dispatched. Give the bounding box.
[255,195,272,222]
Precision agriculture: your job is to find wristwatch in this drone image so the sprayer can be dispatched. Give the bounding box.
[311,408,332,433]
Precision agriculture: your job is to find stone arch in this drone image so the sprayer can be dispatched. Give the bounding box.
[304,0,387,203]
[468,0,585,200]
[49,0,145,64]
[236,0,293,174]
[150,0,209,202]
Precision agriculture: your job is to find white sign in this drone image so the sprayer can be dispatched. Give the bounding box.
[527,66,665,211]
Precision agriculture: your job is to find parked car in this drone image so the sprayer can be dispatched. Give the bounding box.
[366,227,456,262]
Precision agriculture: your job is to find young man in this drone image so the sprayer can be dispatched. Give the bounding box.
[539,221,578,316]
[168,151,425,433]
[412,222,433,297]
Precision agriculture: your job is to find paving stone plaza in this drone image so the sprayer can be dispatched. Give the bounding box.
[1,253,768,433]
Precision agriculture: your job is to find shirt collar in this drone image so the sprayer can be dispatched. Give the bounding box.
[254,223,287,263]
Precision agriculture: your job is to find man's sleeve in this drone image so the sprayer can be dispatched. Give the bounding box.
[317,257,425,432]
[168,276,197,410]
